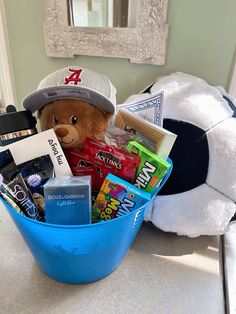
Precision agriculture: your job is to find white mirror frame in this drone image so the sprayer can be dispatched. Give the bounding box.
[44,0,169,65]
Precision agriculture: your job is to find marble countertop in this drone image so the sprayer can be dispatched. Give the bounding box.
[0,203,225,314]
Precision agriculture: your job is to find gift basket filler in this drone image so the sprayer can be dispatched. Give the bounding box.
[0,66,175,284]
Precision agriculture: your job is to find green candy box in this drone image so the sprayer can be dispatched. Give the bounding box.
[127,141,171,194]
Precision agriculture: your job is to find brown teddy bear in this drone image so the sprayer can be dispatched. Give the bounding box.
[39,99,111,149]
[23,66,116,149]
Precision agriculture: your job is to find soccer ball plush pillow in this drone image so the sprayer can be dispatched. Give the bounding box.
[124,72,236,237]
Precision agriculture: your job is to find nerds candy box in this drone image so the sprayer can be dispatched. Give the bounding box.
[127,141,171,193]
[92,173,151,222]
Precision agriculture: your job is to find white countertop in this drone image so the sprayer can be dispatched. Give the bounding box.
[0,202,225,314]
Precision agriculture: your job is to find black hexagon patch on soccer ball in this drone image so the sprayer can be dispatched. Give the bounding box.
[159,119,209,195]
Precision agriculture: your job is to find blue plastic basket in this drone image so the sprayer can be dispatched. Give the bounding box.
[2,159,172,284]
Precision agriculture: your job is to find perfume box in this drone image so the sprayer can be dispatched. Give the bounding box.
[44,176,91,225]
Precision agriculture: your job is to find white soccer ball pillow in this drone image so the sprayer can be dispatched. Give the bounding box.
[124,72,236,237]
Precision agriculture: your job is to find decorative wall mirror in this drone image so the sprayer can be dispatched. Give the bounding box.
[44,0,169,65]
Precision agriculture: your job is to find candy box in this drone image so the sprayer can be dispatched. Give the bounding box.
[44,176,91,225]
[84,137,140,183]
[126,141,171,193]
[92,173,151,222]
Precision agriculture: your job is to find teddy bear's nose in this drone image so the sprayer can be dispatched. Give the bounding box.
[55,128,68,138]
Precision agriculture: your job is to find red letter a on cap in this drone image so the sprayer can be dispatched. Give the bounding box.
[64,68,83,85]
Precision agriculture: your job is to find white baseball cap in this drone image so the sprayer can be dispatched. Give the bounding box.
[23,66,117,114]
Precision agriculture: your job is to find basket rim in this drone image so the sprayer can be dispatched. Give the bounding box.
[2,197,153,230]
[2,157,172,230]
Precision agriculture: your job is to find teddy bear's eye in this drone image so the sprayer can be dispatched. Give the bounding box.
[70,115,77,125]
[53,115,58,124]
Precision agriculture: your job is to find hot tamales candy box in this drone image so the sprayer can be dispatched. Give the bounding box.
[126,141,171,193]
[92,174,151,222]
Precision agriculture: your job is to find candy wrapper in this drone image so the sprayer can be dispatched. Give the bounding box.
[64,148,112,190]
[64,149,92,168]
[104,125,156,152]
[104,126,135,149]
[84,137,140,183]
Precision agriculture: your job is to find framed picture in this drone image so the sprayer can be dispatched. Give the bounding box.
[114,109,177,159]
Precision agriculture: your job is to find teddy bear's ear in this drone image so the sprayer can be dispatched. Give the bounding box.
[37,107,48,131]
[37,108,42,119]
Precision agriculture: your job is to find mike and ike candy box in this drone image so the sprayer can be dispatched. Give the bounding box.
[92,173,151,222]
[126,141,171,193]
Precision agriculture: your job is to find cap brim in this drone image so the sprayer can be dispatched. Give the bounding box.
[23,86,115,114]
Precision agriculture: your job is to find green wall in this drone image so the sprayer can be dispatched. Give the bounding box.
[4,0,236,109]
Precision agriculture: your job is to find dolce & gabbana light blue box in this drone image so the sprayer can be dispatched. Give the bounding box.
[44,176,91,225]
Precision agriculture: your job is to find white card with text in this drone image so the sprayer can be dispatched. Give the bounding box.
[0,129,72,177]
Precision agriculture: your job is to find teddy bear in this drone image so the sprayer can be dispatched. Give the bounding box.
[38,99,111,149]
[23,66,116,149]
